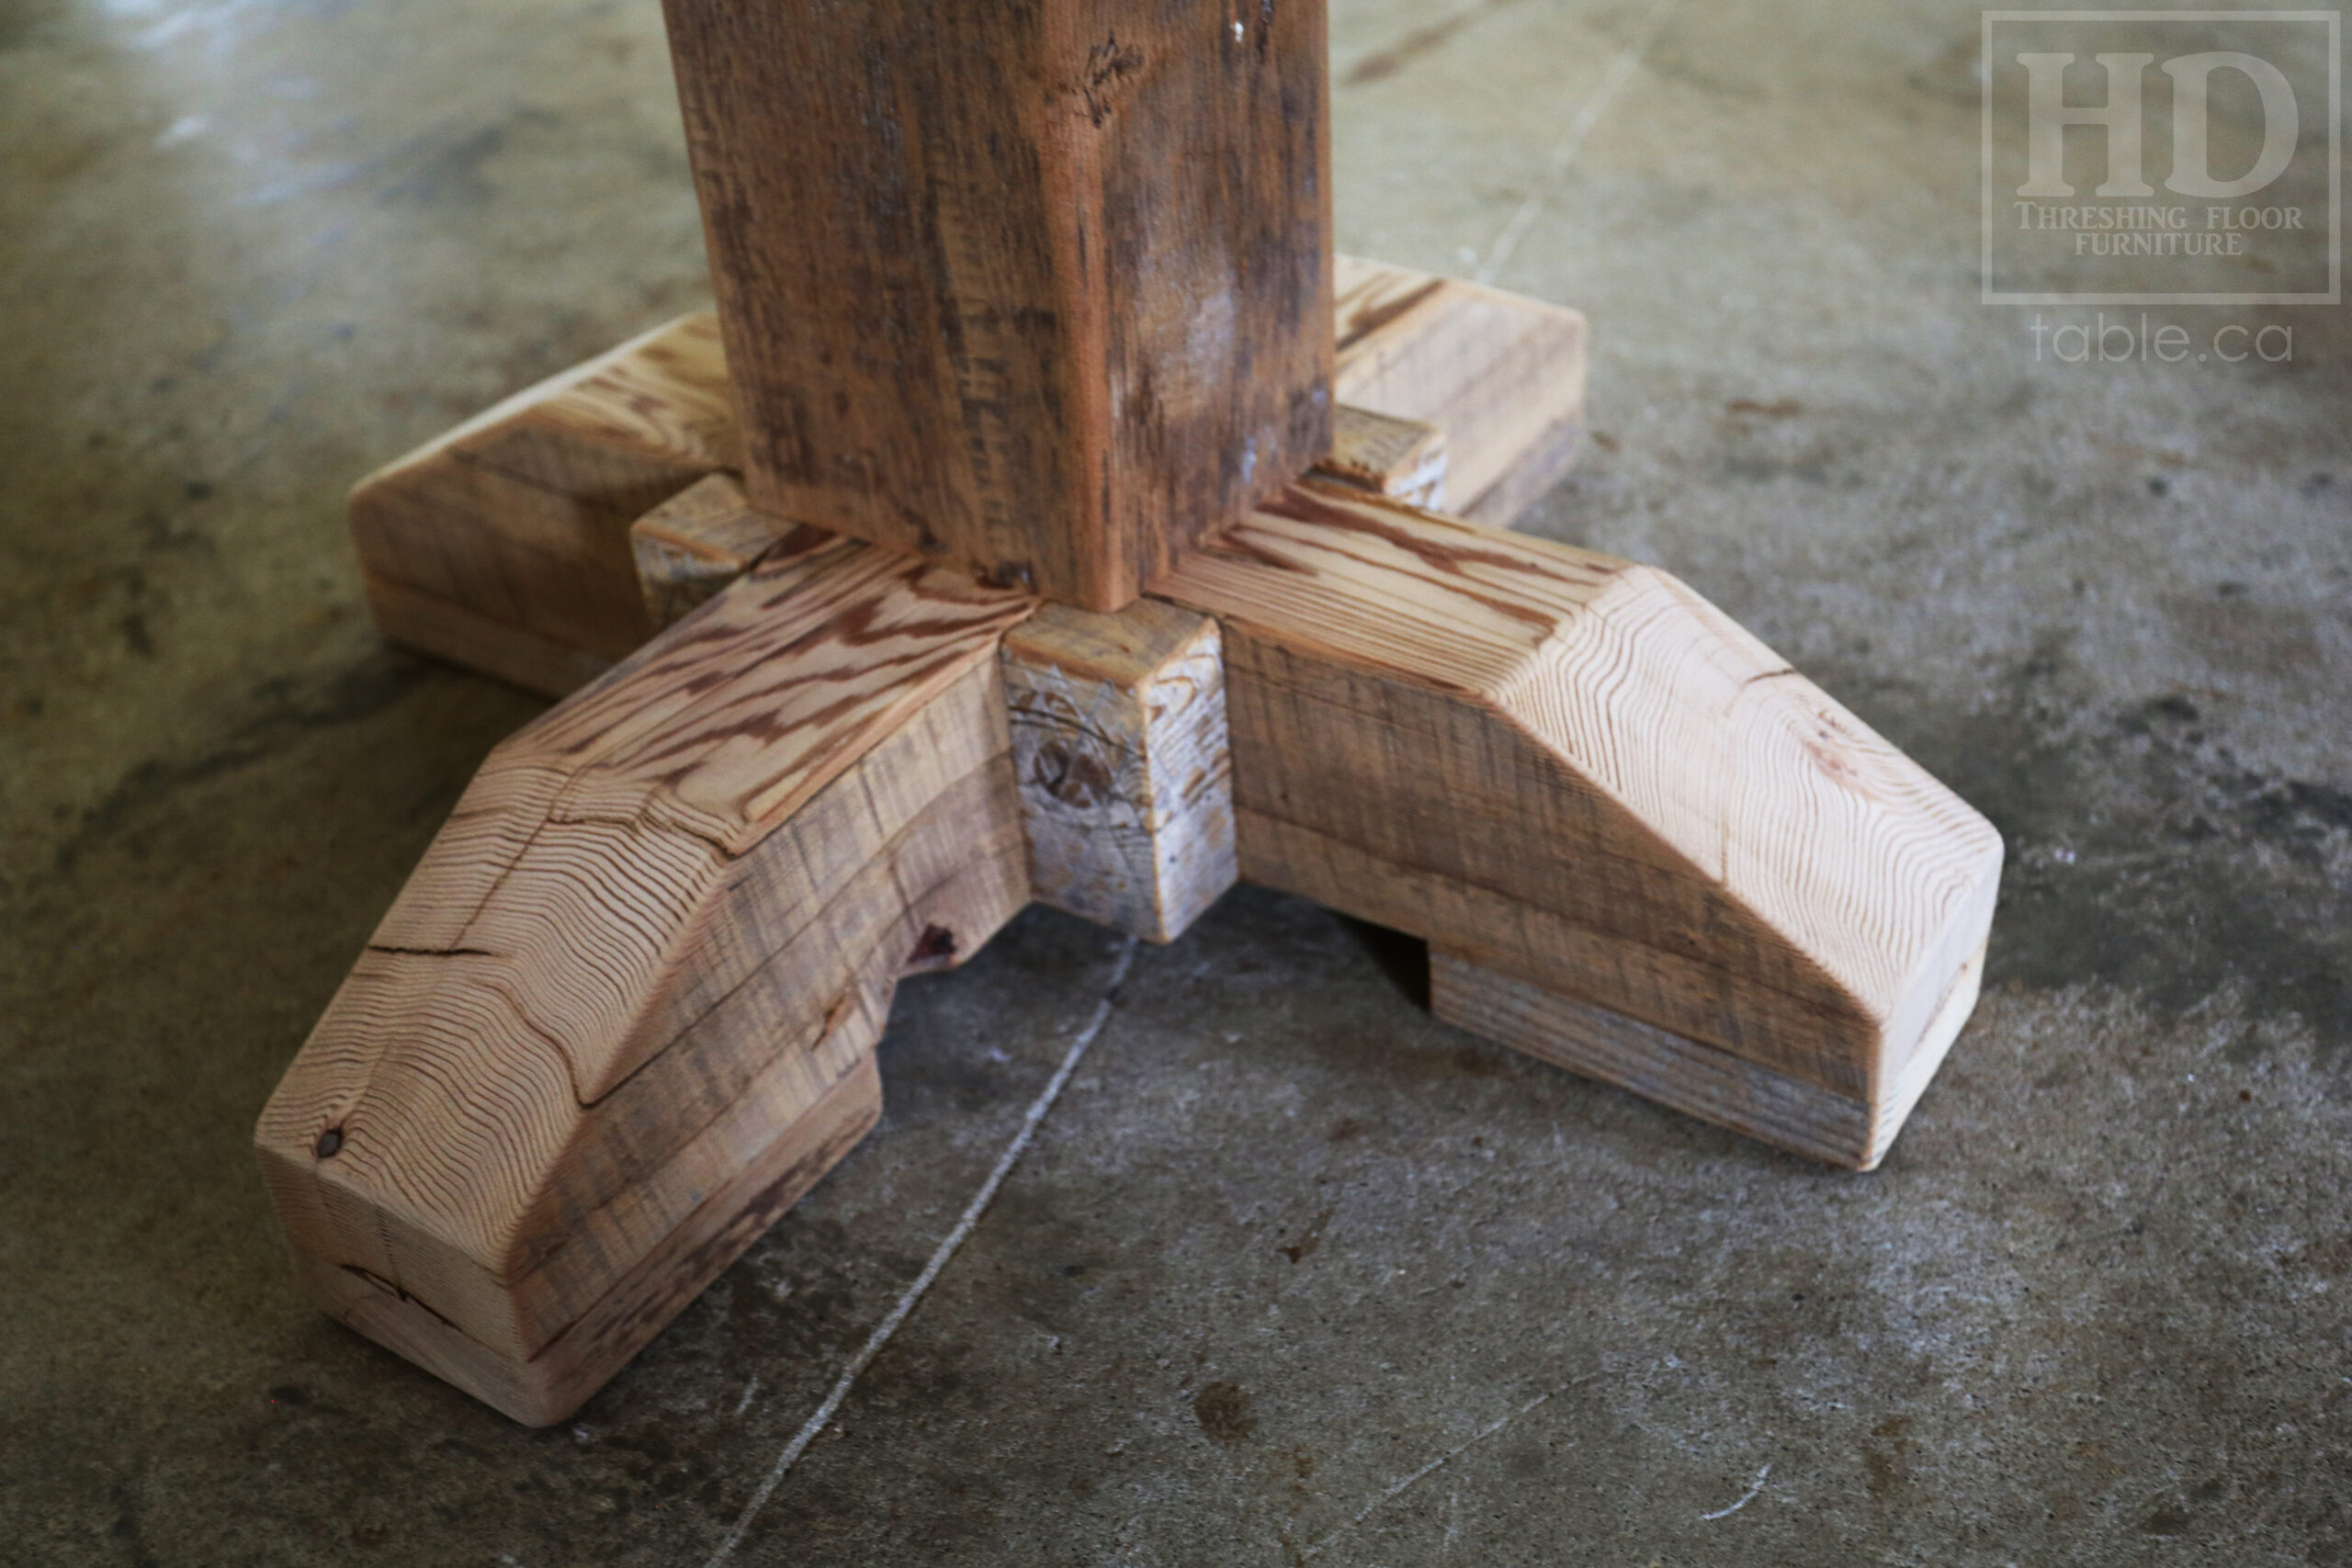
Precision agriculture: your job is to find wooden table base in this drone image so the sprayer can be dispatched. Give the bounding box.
[255,257,1998,1425]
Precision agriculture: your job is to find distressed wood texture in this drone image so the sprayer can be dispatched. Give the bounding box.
[1002,601,1236,942]
[1153,481,2003,1168]
[630,472,791,631]
[254,536,1036,1424]
[351,313,738,691]
[1333,255,1586,525]
[347,259,1580,696]
[1320,404,1448,508]
[662,0,1333,610]
[1429,944,1983,1169]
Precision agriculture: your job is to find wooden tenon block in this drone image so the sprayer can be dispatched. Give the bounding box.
[662,0,1333,609]
[1001,601,1236,942]
[1155,481,2003,1168]
[256,536,1035,1424]
[629,472,790,630]
[621,474,1242,944]
[1334,256,1585,525]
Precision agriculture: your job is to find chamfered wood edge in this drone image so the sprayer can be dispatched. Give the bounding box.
[346,314,724,499]
[279,1053,881,1426]
[259,541,1037,1416]
[1152,480,2006,1111]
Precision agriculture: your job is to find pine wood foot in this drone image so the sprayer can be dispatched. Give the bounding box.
[258,536,1034,1424]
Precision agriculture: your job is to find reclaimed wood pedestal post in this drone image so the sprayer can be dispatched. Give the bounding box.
[256,0,2003,1426]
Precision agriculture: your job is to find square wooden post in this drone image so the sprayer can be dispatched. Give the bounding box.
[662,0,1334,609]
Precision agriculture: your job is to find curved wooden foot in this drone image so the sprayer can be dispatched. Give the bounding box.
[1153,481,2003,1168]
[255,533,1035,1424]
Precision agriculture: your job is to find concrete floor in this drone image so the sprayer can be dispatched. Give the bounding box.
[4,0,2348,1562]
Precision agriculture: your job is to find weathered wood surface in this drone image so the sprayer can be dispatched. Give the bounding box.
[255,535,1036,1423]
[1321,404,1449,508]
[347,260,1581,695]
[630,472,790,631]
[1152,481,2003,1167]
[1333,256,1585,525]
[1429,943,1984,1168]
[351,313,738,691]
[1002,601,1236,942]
[662,0,1333,609]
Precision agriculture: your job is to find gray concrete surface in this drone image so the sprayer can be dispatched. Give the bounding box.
[4,0,2347,1562]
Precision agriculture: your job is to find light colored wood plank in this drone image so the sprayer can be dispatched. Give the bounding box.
[1321,404,1448,508]
[1333,256,1586,525]
[256,535,1036,1423]
[629,472,794,631]
[1001,601,1237,942]
[1430,937,1985,1169]
[1152,480,2001,1153]
[349,312,735,665]
[663,0,1332,609]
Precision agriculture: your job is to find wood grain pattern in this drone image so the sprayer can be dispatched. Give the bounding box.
[350,313,738,691]
[1002,600,1237,942]
[256,536,1036,1423]
[1430,939,1985,1168]
[1322,404,1449,508]
[1152,480,2002,1143]
[346,258,1578,693]
[1333,256,1586,525]
[662,0,1333,610]
[629,472,792,631]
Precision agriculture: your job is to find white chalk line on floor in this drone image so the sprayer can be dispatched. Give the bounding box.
[700,935,1143,1568]
[1297,1374,1595,1562]
[1476,0,1680,287]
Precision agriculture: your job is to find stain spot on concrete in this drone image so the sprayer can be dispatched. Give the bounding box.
[1344,4,1499,85]
[1279,1207,1331,1263]
[381,125,507,209]
[55,654,434,874]
[1453,1043,1510,1077]
[1864,1416,1913,1497]
[1192,1380,1255,1445]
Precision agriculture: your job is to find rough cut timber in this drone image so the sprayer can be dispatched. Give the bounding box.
[1152,481,2004,1168]
[1334,255,1586,525]
[1320,405,1448,509]
[1001,601,1236,942]
[345,259,1583,697]
[255,535,1035,1424]
[351,313,738,694]
[662,0,1333,610]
